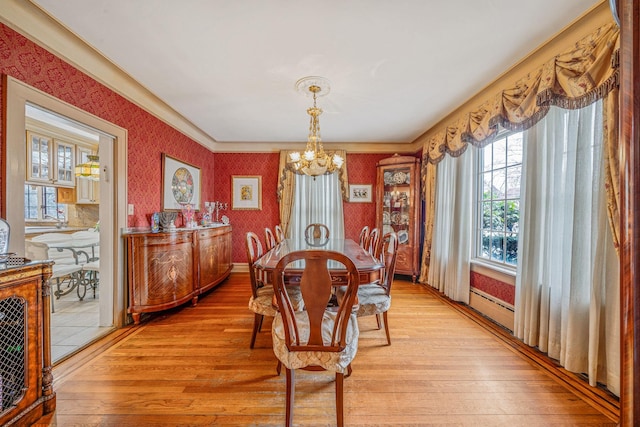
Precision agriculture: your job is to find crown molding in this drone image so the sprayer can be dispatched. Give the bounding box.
[0,0,218,151]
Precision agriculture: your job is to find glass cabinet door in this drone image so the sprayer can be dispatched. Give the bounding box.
[381,166,412,246]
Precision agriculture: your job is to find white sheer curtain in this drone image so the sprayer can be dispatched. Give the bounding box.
[427,147,473,303]
[514,101,620,395]
[289,173,345,240]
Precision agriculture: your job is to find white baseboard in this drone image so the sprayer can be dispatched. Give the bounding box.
[469,288,514,331]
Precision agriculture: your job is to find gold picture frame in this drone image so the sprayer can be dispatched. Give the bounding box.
[162,154,201,211]
[232,175,262,210]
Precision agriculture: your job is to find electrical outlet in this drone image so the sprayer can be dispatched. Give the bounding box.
[128,204,134,215]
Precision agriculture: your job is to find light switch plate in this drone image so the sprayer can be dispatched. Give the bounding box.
[127,204,134,215]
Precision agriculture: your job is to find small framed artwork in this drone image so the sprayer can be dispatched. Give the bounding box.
[162,154,201,211]
[232,175,262,210]
[349,184,372,203]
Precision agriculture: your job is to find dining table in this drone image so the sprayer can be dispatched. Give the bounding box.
[253,237,384,286]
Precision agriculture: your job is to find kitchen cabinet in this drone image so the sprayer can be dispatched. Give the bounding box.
[75,146,99,204]
[26,131,75,187]
[376,154,422,282]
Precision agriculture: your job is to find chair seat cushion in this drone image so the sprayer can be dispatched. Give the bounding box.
[272,310,359,374]
[336,284,391,317]
[248,285,277,317]
[248,285,305,317]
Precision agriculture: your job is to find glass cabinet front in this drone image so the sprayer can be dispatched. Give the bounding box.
[381,166,411,246]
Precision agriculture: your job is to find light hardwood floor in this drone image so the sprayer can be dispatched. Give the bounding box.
[38,273,619,426]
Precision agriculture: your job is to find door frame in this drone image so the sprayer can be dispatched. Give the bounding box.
[4,75,128,328]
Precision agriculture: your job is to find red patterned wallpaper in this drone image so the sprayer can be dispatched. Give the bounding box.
[215,152,395,263]
[0,23,215,225]
[470,271,515,305]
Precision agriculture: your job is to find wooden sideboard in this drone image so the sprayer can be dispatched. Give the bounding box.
[0,260,56,426]
[124,225,232,324]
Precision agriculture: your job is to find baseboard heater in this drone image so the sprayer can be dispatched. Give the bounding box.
[469,288,514,332]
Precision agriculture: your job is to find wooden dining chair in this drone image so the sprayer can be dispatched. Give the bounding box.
[274,224,285,242]
[246,232,303,348]
[337,231,398,345]
[264,227,277,251]
[358,225,370,249]
[246,232,275,348]
[271,249,361,427]
[367,227,381,260]
[304,223,330,241]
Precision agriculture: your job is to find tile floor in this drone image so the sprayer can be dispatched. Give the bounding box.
[50,286,113,364]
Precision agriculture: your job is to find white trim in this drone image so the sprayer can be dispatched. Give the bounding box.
[6,75,128,328]
[470,259,516,286]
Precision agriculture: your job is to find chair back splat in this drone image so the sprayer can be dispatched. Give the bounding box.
[304,223,330,241]
[358,225,370,248]
[271,249,360,427]
[264,227,277,251]
[274,224,285,242]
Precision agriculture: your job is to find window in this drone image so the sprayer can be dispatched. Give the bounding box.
[289,173,345,240]
[24,184,66,221]
[475,131,523,267]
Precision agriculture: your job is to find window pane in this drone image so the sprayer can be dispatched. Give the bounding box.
[506,233,518,265]
[482,201,491,230]
[507,134,523,166]
[482,144,492,172]
[482,172,492,200]
[43,186,59,218]
[493,138,506,169]
[506,165,521,199]
[481,230,491,258]
[491,201,505,231]
[505,200,519,232]
[24,185,38,220]
[490,232,505,262]
[492,168,506,199]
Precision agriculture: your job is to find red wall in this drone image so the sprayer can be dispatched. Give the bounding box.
[470,271,515,305]
[0,23,216,225]
[0,23,397,264]
[215,152,393,263]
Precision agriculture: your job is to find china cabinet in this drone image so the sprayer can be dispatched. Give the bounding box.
[376,154,421,282]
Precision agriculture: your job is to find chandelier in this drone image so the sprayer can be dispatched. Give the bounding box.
[75,155,100,181]
[289,77,343,177]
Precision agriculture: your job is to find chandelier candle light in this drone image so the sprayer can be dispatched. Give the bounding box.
[289,77,343,177]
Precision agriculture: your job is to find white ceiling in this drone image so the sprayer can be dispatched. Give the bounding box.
[31,0,601,146]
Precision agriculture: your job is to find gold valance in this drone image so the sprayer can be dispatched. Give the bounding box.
[422,22,620,166]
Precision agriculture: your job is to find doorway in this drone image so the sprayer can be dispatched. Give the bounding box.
[4,76,128,363]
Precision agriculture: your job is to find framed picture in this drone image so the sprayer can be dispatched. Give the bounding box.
[162,154,201,211]
[349,184,372,203]
[232,175,262,210]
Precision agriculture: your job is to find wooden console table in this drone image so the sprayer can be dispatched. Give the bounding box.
[124,225,232,324]
[0,259,56,426]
